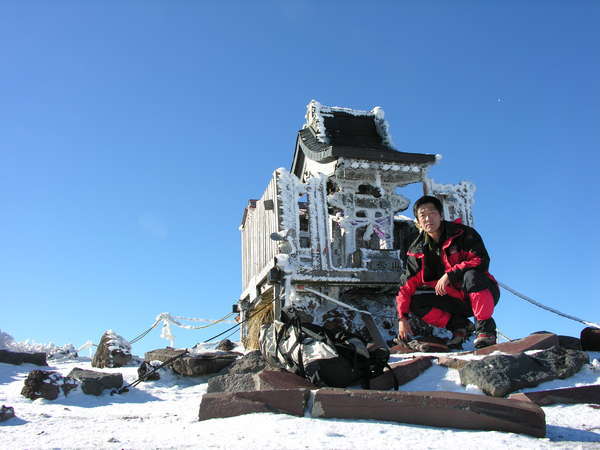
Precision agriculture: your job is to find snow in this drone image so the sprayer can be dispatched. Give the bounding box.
[2,334,600,449]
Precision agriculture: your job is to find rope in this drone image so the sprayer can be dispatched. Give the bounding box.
[170,313,237,325]
[130,320,161,344]
[112,299,274,395]
[499,281,600,329]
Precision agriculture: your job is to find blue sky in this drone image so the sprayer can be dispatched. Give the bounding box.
[2,1,599,354]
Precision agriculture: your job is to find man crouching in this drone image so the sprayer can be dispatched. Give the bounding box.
[396,195,500,349]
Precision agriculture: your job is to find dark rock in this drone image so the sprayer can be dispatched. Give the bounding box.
[474,333,558,356]
[199,389,310,420]
[257,369,316,390]
[369,357,433,390]
[137,361,161,381]
[459,346,589,397]
[558,335,581,350]
[207,372,258,394]
[0,349,47,366]
[21,370,77,400]
[144,348,238,376]
[206,350,282,393]
[0,405,15,422]
[509,385,600,406]
[437,356,469,370]
[67,368,123,396]
[215,339,235,351]
[312,388,546,438]
[581,327,600,351]
[92,330,132,368]
[224,350,271,375]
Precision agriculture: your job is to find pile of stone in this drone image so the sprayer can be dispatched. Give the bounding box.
[198,331,599,438]
[92,330,132,368]
[20,368,124,400]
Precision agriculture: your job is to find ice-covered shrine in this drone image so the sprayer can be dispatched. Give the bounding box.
[237,101,476,349]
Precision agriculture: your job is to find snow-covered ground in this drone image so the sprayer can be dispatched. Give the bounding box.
[2,343,600,449]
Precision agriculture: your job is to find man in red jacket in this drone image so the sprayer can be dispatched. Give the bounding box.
[396,195,500,349]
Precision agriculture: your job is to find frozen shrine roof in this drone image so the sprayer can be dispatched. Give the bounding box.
[292,100,436,176]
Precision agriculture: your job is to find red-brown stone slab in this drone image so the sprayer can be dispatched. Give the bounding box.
[199,389,309,420]
[369,357,433,390]
[474,333,559,356]
[257,369,316,390]
[312,389,546,438]
[508,385,600,406]
[436,356,469,370]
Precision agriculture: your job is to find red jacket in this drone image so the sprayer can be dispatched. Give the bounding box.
[396,220,497,318]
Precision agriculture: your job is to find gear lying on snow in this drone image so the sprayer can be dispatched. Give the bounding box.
[260,313,395,389]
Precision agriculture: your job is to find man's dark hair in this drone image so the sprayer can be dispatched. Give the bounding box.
[413,195,443,217]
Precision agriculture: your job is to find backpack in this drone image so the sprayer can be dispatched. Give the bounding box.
[259,314,397,389]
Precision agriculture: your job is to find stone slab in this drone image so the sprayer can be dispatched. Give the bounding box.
[369,357,433,390]
[145,348,239,376]
[474,333,559,356]
[68,368,123,396]
[257,370,316,390]
[509,385,600,406]
[0,349,47,366]
[199,389,309,420]
[312,388,546,438]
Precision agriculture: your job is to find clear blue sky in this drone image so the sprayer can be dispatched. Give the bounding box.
[2,1,599,354]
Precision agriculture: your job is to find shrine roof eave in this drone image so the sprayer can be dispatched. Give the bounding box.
[296,127,437,167]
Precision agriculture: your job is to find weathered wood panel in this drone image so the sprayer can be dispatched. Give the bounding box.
[241,174,280,293]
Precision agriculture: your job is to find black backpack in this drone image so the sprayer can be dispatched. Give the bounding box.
[260,314,397,389]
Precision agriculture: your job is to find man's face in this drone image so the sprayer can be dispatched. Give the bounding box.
[416,203,442,235]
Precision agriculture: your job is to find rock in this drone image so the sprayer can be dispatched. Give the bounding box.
[257,369,316,390]
[215,339,235,351]
[508,385,600,406]
[206,350,281,393]
[199,389,310,420]
[459,346,589,397]
[311,388,546,438]
[21,370,78,400]
[144,348,238,377]
[207,372,258,394]
[558,335,581,350]
[137,361,161,381]
[223,350,270,375]
[474,332,558,356]
[581,327,600,351]
[0,405,15,422]
[369,357,433,390]
[436,356,469,370]
[67,368,123,396]
[0,349,47,366]
[92,330,132,368]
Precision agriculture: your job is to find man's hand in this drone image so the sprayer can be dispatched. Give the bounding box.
[398,317,413,341]
[435,273,450,296]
